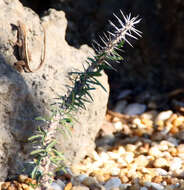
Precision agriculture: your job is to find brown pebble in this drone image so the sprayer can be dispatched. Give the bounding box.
[64,182,72,190]
[120,175,129,183]
[18,175,28,183]
[1,182,11,190]
[152,176,163,183]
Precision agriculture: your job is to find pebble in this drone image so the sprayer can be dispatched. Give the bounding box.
[155,110,173,124]
[140,187,148,190]
[114,121,123,131]
[141,110,158,120]
[4,107,184,190]
[149,147,162,157]
[144,182,164,190]
[75,174,88,183]
[110,167,121,176]
[82,177,96,185]
[123,103,146,115]
[114,100,128,113]
[104,178,121,190]
[155,168,168,176]
[123,152,134,164]
[134,155,149,168]
[71,186,89,190]
[119,184,131,190]
[132,118,145,128]
[169,157,182,171]
[153,157,169,168]
[51,181,65,190]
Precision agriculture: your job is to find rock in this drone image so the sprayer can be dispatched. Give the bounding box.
[51,181,64,190]
[153,158,169,168]
[104,177,121,190]
[96,135,115,147]
[113,121,123,131]
[155,168,168,176]
[0,0,109,180]
[149,147,162,157]
[169,157,182,171]
[82,177,97,187]
[144,182,164,190]
[64,182,73,190]
[113,100,127,113]
[71,186,89,190]
[123,103,146,115]
[74,174,88,183]
[134,155,149,168]
[140,187,148,190]
[155,110,173,124]
[119,184,131,190]
[123,152,134,164]
[110,167,121,176]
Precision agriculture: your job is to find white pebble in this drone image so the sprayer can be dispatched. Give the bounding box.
[99,152,109,162]
[92,160,103,168]
[144,182,164,190]
[92,151,100,161]
[132,118,145,128]
[155,110,173,123]
[155,168,168,176]
[158,144,168,151]
[117,157,127,166]
[117,146,126,155]
[142,111,158,120]
[114,121,123,131]
[170,157,182,171]
[104,177,121,190]
[108,151,120,160]
[153,158,169,168]
[51,180,65,190]
[140,187,148,190]
[124,152,134,163]
[110,167,121,175]
[149,147,162,157]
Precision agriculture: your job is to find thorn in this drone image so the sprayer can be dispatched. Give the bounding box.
[126,32,138,40]
[93,40,102,48]
[121,36,133,47]
[107,31,116,37]
[104,60,116,71]
[120,10,127,23]
[99,36,107,46]
[103,32,109,41]
[109,20,120,31]
[131,27,142,37]
[113,13,124,26]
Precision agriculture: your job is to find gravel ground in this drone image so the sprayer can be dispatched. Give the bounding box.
[2,104,184,190]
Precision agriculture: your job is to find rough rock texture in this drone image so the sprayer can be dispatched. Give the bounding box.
[0,0,109,180]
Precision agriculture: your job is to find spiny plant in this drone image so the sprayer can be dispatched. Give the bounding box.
[28,10,142,190]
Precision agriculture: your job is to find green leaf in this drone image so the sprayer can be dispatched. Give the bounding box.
[30,149,46,155]
[35,116,47,122]
[52,149,65,159]
[31,166,39,179]
[28,134,43,141]
[46,140,57,151]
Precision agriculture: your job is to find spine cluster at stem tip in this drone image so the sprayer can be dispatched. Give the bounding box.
[93,10,142,59]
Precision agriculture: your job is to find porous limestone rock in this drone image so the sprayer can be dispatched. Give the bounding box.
[0,0,109,180]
